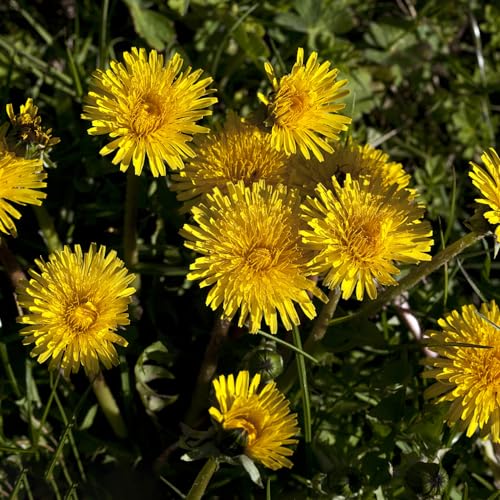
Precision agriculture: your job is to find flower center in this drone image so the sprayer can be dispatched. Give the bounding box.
[246,247,274,271]
[290,88,310,114]
[477,346,500,387]
[238,159,262,182]
[272,78,312,127]
[67,300,98,334]
[130,93,164,137]
[345,219,383,262]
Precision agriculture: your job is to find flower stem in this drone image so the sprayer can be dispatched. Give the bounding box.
[185,318,231,427]
[99,0,110,69]
[0,238,24,399]
[33,205,62,253]
[91,371,127,438]
[185,457,218,500]
[355,230,487,321]
[278,287,341,394]
[291,325,312,444]
[123,169,141,290]
[304,286,342,350]
[0,237,25,295]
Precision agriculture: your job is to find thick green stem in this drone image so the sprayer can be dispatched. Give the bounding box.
[185,319,231,427]
[185,457,218,500]
[33,205,62,253]
[91,372,127,438]
[123,169,141,290]
[304,287,342,351]
[354,230,487,321]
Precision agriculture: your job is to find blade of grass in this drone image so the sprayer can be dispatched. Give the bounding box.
[53,390,87,482]
[291,325,311,445]
[12,1,53,45]
[66,44,83,98]
[63,483,79,500]
[9,468,28,500]
[159,476,186,499]
[0,341,21,399]
[119,353,132,420]
[257,330,319,364]
[0,446,37,454]
[0,38,73,87]
[47,475,62,500]
[33,370,61,448]
[469,9,495,146]
[45,419,75,480]
[23,469,34,500]
[443,167,457,246]
[457,258,486,302]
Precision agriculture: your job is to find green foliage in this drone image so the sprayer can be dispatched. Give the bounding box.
[0,0,500,498]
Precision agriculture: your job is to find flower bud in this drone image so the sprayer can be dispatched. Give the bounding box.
[244,346,284,382]
[404,462,448,497]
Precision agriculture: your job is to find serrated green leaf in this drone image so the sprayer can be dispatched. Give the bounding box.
[135,341,178,415]
[232,21,270,64]
[123,0,176,50]
[274,13,309,33]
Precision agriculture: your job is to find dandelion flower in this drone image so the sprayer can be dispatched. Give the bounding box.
[6,98,60,151]
[170,112,289,210]
[17,244,135,377]
[82,47,217,176]
[469,148,500,240]
[209,371,299,470]
[0,152,46,236]
[261,47,351,161]
[423,301,500,442]
[289,139,411,198]
[301,175,433,300]
[181,181,326,334]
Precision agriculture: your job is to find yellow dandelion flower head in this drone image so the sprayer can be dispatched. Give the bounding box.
[261,47,351,162]
[301,174,433,300]
[17,244,136,377]
[82,47,218,176]
[6,98,60,150]
[209,371,299,470]
[0,152,46,236]
[469,147,500,240]
[423,301,500,442]
[180,180,327,334]
[289,139,411,198]
[170,111,289,211]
